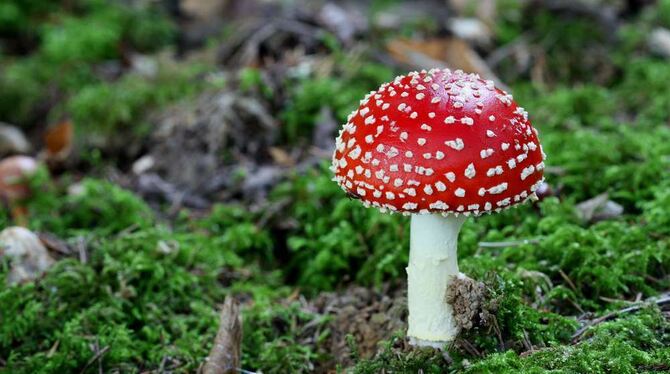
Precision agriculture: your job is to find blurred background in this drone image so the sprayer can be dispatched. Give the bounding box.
[1,0,669,373]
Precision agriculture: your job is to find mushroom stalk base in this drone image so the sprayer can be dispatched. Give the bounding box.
[407,213,466,348]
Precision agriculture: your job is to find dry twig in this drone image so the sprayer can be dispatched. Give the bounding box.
[478,238,541,248]
[203,296,243,374]
[79,345,109,374]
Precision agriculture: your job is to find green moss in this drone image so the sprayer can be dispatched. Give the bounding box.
[351,308,668,373]
[352,335,449,374]
[39,1,174,63]
[453,273,577,355]
[0,190,287,373]
[242,302,331,373]
[1,229,220,372]
[2,1,670,372]
[616,58,670,125]
[193,204,274,262]
[270,164,408,292]
[0,0,176,127]
[0,0,56,39]
[40,12,124,64]
[281,62,394,142]
[464,308,670,373]
[238,67,273,98]
[64,62,212,135]
[23,172,153,237]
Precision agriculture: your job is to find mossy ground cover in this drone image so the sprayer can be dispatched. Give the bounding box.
[1,0,670,373]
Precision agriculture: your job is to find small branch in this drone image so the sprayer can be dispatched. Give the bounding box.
[478,238,541,248]
[599,296,637,305]
[521,329,533,352]
[79,345,109,374]
[456,338,482,358]
[203,296,243,374]
[558,269,578,294]
[75,236,88,264]
[47,340,60,358]
[490,315,504,351]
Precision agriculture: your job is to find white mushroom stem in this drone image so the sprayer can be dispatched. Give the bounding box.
[407,213,466,348]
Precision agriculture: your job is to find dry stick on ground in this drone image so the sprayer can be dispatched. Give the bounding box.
[203,296,242,374]
[478,238,541,248]
[456,337,482,358]
[571,293,670,343]
[79,345,109,374]
[558,269,585,314]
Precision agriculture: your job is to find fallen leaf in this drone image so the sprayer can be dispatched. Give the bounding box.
[38,232,72,256]
[43,119,74,159]
[269,147,294,167]
[386,37,508,90]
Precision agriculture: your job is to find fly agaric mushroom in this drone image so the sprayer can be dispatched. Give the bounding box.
[0,155,39,226]
[0,156,38,199]
[331,69,545,347]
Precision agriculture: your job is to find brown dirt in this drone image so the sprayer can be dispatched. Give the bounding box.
[306,283,407,370]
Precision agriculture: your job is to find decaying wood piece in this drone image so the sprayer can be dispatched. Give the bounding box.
[203,296,242,374]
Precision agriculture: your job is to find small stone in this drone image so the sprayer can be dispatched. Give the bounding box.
[648,28,670,59]
[0,123,31,156]
[448,18,491,46]
[0,227,55,284]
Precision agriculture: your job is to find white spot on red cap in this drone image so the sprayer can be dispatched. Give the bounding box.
[480,148,494,159]
[461,117,474,126]
[464,163,476,179]
[488,182,508,194]
[445,138,464,151]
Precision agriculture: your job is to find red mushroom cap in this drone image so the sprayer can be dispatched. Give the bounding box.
[331,69,546,216]
[0,155,38,201]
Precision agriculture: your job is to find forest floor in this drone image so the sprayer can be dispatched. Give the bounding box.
[1,0,670,373]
